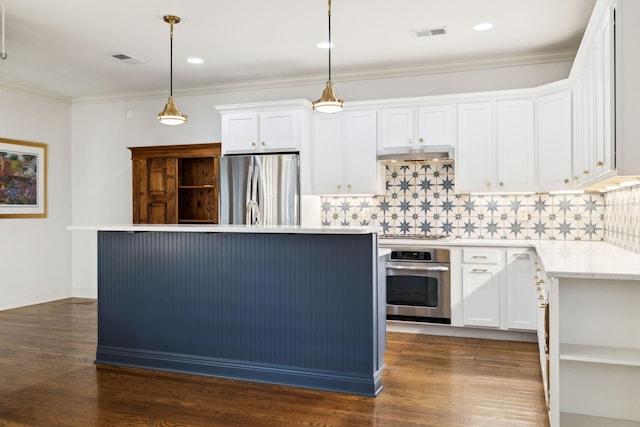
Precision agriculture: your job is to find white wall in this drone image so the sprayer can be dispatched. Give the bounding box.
[0,88,72,310]
[67,60,571,298]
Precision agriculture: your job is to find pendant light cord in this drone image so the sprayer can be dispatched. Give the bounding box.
[169,19,174,96]
[327,0,332,81]
[1,1,7,60]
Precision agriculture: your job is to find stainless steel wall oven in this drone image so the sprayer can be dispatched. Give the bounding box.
[385,247,451,324]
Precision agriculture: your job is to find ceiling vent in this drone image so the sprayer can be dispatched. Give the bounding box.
[412,26,448,38]
[112,53,145,65]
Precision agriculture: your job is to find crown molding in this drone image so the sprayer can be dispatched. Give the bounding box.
[0,80,71,104]
[71,50,577,105]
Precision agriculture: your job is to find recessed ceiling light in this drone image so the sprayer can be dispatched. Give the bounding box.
[473,22,494,31]
[316,41,333,49]
[187,57,203,64]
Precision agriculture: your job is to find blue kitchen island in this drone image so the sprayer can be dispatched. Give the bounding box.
[77,224,385,396]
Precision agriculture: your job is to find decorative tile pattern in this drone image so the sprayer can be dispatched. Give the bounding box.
[604,186,640,253]
[320,163,606,241]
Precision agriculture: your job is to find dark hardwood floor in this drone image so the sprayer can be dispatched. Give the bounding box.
[0,298,549,426]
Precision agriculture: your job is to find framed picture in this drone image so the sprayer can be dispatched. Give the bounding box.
[0,138,47,218]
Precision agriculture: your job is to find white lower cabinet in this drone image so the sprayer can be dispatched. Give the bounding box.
[462,263,501,328]
[505,249,537,331]
[460,247,537,331]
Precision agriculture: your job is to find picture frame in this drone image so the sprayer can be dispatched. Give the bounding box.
[0,138,47,218]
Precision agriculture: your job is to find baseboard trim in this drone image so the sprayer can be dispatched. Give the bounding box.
[96,346,383,397]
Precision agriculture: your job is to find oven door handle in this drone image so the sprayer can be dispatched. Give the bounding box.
[387,265,450,272]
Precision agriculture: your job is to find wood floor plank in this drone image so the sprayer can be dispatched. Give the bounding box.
[0,298,549,426]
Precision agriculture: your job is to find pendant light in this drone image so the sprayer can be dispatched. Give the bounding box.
[158,15,187,125]
[312,0,344,113]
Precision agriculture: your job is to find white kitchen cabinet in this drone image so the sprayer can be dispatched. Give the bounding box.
[461,248,503,328]
[459,247,538,332]
[456,102,495,193]
[496,99,535,192]
[222,110,300,154]
[572,3,616,187]
[378,105,456,152]
[456,99,534,193]
[311,110,382,195]
[216,100,311,155]
[536,90,574,191]
[504,249,537,331]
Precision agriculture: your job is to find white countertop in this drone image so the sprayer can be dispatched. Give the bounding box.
[67,224,382,235]
[380,238,640,281]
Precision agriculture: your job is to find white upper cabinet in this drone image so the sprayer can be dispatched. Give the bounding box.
[216,100,311,155]
[496,99,535,192]
[456,99,534,193]
[311,110,382,195]
[456,102,495,193]
[571,2,616,187]
[536,90,574,191]
[378,105,456,152]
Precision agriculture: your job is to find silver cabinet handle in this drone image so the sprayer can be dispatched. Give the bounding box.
[472,255,488,259]
[471,268,488,273]
[513,254,530,259]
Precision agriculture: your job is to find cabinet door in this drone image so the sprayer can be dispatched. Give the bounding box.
[496,99,535,192]
[536,91,573,191]
[462,264,501,328]
[132,157,178,224]
[505,249,537,331]
[573,52,596,186]
[259,110,300,152]
[416,105,457,148]
[594,7,615,177]
[378,108,414,150]
[222,113,259,154]
[311,114,343,194]
[456,102,495,193]
[343,110,378,193]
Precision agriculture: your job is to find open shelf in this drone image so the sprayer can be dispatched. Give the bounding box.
[560,344,640,367]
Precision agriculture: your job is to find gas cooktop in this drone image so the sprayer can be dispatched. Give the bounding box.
[379,234,450,240]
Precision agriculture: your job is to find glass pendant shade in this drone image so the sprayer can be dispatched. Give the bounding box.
[158,96,188,125]
[313,80,344,113]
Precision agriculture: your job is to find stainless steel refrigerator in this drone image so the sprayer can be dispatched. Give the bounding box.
[219,153,300,226]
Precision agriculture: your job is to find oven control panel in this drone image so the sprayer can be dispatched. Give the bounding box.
[389,248,450,263]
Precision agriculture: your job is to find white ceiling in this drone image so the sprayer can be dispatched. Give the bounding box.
[0,0,597,100]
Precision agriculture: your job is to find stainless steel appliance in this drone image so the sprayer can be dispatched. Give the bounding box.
[219,153,300,226]
[384,246,451,324]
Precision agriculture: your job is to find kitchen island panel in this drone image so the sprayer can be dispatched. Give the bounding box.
[96,230,383,396]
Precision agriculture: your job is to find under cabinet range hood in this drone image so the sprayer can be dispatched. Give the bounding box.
[376,145,454,163]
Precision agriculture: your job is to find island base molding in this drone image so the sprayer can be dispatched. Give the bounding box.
[96,346,383,397]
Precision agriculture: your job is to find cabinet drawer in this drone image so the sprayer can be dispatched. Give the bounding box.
[462,249,500,264]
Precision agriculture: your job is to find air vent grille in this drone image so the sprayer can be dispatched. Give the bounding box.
[412,26,448,38]
[112,53,145,65]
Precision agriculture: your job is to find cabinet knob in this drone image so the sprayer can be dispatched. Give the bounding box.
[499,182,504,187]
[486,182,492,188]
[261,141,266,146]
[597,161,604,167]
[347,184,352,190]
[564,178,570,184]
[419,137,424,143]
[573,176,579,181]
[583,170,590,175]
[337,184,341,190]
[251,142,257,147]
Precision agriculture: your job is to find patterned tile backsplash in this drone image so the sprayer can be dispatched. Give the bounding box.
[604,185,640,253]
[321,162,607,241]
